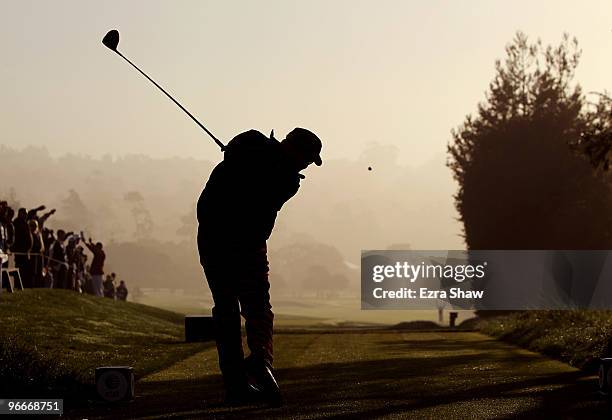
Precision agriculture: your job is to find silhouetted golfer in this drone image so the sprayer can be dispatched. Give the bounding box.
[197,128,322,405]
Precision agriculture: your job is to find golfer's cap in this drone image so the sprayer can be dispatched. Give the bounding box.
[286,127,323,166]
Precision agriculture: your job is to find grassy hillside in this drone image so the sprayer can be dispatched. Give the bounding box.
[0,289,209,399]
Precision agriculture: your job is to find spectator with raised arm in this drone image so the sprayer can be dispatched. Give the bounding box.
[85,238,105,297]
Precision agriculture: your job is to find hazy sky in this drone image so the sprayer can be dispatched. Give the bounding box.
[2,0,612,165]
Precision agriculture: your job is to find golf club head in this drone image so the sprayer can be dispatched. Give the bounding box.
[102,30,120,51]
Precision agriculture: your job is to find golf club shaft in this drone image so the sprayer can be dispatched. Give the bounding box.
[115,50,225,151]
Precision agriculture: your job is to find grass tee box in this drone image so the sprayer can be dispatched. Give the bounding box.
[0,289,209,398]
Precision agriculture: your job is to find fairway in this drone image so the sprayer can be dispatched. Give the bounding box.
[73,330,608,419]
[135,290,476,327]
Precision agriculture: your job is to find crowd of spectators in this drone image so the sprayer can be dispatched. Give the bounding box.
[0,200,128,300]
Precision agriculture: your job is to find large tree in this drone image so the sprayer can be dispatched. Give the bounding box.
[447,32,612,249]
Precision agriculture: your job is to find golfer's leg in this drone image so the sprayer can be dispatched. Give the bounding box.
[239,250,274,365]
[239,254,282,404]
[201,252,247,391]
[211,295,246,389]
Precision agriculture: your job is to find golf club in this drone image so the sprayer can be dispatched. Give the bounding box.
[102,29,225,151]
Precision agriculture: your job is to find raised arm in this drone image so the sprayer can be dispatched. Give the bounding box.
[39,209,56,225]
[85,240,95,253]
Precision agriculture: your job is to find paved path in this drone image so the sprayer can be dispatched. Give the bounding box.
[75,331,609,419]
